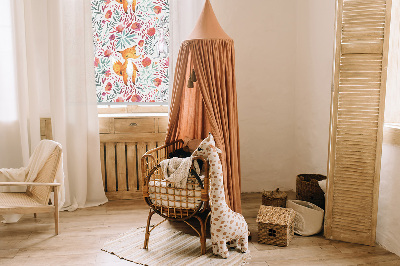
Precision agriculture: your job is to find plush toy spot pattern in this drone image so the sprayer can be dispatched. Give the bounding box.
[192,133,249,259]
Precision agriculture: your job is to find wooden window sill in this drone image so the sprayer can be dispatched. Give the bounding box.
[97,104,168,115]
[98,113,168,118]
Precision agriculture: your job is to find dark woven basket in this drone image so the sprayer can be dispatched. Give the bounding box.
[262,188,287,208]
[296,174,326,209]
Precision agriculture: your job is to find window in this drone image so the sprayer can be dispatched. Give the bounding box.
[91,0,169,104]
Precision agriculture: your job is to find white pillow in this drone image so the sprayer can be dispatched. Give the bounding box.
[318,179,327,194]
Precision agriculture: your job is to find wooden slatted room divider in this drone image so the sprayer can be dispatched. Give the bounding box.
[325,0,392,245]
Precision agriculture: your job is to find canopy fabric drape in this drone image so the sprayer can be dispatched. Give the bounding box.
[166,39,242,212]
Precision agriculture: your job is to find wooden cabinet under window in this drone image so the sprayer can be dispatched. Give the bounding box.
[99,115,168,200]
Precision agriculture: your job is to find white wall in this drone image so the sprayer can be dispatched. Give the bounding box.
[376,2,400,256]
[294,1,335,178]
[377,142,400,256]
[211,0,335,191]
[212,0,297,192]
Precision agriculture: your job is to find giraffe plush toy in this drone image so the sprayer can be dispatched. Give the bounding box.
[192,133,248,258]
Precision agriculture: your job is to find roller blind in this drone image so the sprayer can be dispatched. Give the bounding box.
[91,0,170,103]
[325,0,392,245]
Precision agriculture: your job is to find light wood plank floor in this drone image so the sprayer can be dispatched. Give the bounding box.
[1,193,399,265]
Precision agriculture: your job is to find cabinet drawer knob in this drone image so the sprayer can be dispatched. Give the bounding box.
[129,123,138,127]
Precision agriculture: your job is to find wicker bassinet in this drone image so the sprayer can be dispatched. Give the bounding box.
[141,140,210,254]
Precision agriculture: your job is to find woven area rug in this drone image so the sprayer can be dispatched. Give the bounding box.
[102,226,250,265]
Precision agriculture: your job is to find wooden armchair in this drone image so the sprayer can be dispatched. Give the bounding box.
[0,145,62,234]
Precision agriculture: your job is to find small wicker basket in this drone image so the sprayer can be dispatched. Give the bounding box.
[262,188,287,208]
[296,174,326,209]
[256,205,296,247]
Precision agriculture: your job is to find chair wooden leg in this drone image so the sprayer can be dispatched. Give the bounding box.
[144,209,155,249]
[54,186,59,235]
[34,213,37,218]
[199,217,206,255]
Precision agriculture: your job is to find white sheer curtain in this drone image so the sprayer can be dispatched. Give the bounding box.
[0,0,24,169]
[169,0,204,99]
[0,0,107,211]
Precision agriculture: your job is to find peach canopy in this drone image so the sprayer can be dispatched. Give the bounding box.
[166,0,242,212]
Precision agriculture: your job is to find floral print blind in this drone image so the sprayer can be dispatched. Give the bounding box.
[91,0,169,103]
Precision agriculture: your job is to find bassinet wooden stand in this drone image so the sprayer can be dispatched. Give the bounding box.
[141,140,210,254]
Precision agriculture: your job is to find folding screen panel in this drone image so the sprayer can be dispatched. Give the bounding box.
[325,0,392,245]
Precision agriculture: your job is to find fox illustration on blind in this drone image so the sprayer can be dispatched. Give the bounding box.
[113,46,140,85]
[115,0,136,14]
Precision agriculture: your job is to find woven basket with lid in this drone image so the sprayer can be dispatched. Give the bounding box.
[262,188,287,208]
[257,205,296,247]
